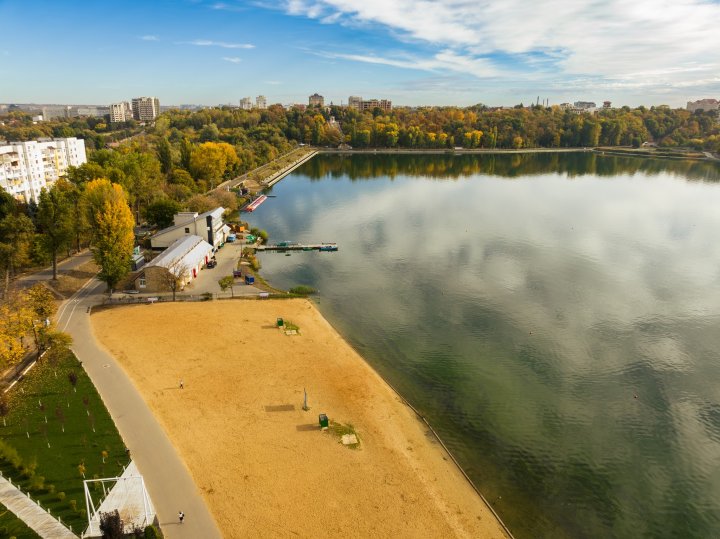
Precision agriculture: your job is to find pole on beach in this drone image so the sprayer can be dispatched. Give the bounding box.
[303,388,309,411]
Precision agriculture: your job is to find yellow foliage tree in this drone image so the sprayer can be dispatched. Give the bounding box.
[189,142,240,188]
[83,179,135,292]
[0,292,32,370]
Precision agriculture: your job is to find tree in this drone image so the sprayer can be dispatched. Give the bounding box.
[161,263,190,301]
[0,393,9,426]
[99,510,124,538]
[156,137,173,175]
[0,212,35,298]
[83,179,135,292]
[189,142,240,189]
[25,284,55,358]
[218,275,235,297]
[0,291,31,370]
[144,198,181,229]
[36,181,74,280]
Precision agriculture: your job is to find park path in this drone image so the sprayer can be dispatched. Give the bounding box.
[0,474,77,538]
[56,278,223,539]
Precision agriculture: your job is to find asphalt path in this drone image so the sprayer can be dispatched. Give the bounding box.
[56,278,223,538]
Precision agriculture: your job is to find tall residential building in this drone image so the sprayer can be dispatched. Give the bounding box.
[110,102,132,123]
[687,98,719,112]
[309,93,324,107]
[360,99,392,112]
[239,97,252,110]
[256,95,267,109]
[0,137,87,203]
[348,96,362,109]
[131,97,161,121]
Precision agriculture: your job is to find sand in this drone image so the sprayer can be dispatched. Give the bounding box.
[91,299,509,539]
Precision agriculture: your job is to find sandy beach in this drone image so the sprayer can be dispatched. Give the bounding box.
[91,299,510,539]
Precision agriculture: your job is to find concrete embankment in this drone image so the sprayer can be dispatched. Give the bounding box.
[262,150,318,187]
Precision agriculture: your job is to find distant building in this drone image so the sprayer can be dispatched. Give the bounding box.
[256,95,267,109]
[110,102,132,123]
[686,98,719,112]
[347,96,392,112]
[603,101,612,108]
[41,106,71,120]
[131,97,161,122]
[573,101,596,110]
[0,137,87,203]
[309,93,324,107]
[348,96,362,109]
[239,97,252,110]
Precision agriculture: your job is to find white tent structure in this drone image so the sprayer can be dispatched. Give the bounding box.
[83,461,155,537]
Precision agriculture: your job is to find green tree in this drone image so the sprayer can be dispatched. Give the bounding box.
[0,208,35,297]
[36,181,74,280]
[24,283,55,358]
[218,275,235,297]
[156,137,173,175]
[144,198,181,228]
[83,179,135,292]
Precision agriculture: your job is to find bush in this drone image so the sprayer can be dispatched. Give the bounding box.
[57,491,66,501]
[289,286,316,296]
[0,439,23,470]
[29,474,45,491]
[99,510,123,538]
[144,524,160,538]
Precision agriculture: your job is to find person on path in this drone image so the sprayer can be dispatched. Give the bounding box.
[179,511,184,524]
[179,379,184,389]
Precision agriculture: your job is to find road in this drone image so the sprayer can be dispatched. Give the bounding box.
[55,277,223,538]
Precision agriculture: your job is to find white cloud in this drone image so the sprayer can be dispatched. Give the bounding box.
[140,35,159,41]
[179,39,254,49]
[222,56,242,63]
[279,0,720,96]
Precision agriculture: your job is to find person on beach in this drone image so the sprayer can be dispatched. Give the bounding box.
[179,379,184,389]
[179,511,184,524]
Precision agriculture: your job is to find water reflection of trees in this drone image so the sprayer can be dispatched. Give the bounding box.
[298,153,720,183]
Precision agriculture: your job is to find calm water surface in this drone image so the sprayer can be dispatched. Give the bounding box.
[249,153,720,538]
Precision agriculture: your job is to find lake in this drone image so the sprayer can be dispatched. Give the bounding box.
[247,152,720,538]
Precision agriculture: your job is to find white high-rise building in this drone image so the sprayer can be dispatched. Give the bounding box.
[131,97,161,122]
[256,95,267,109]
[348,96,362,110]
[110,102,132,123]
[239,97,252,110]
[0,137,87,203]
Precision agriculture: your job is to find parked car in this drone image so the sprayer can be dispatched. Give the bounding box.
[206,259,217,268]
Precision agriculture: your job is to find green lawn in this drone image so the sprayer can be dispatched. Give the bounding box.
[0,502,40,538]
[0,349,129,535]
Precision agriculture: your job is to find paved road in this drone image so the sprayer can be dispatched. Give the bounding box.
[56,279,223,539]
[16,250,95,289]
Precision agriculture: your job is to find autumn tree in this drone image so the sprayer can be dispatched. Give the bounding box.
[36,180,74,279]
[218,275,235,297]
[0,191,35,297]
[83,179,135,292]
[0,291,31,370]
[25,283,56,358]
[189,142,240,189]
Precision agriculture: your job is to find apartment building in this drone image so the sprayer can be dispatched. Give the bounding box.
[348,96,392,112]
[309,93,324,107]
[110,102,132,123]
[131,97,161,121]
[256,95,267,109]
[0,137,87,203]
[239,97,252,110]
[687,99,719,113]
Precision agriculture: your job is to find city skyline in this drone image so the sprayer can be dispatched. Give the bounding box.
[1,1,719,108]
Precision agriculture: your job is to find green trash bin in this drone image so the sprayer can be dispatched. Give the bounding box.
[277,317,284,327]
[319,413,329,428]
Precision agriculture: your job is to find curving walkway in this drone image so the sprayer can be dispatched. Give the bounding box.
[0,474,77,538]
[57,278,222,539]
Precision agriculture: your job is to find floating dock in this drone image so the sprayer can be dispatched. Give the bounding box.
[255,242,338,252]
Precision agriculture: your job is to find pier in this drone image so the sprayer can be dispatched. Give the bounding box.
[255,242,338,252]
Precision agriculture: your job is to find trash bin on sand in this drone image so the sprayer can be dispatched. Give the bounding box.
[276,317,284,327]
[318,413,329,429]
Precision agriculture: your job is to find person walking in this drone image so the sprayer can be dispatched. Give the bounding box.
[179,379,184,389]
[179,510,184,524]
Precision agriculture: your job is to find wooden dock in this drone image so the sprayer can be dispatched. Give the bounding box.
[255,242,338,252]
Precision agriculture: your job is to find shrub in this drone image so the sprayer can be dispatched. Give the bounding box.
[57,491,66,501]
[29,475,45,491]
[289,286,316,296]
[99,510,123,538]
[144,524,160,538]
[69,499,77,511]
[0,439,23,470]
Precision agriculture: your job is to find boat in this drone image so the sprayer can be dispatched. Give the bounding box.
[245,195,268,212]
[318,244,338,252]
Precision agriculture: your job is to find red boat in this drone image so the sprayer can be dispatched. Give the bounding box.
[246,195,267,212]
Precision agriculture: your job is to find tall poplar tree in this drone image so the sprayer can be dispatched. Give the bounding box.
[36,180,74,280]
[83,179,135,293]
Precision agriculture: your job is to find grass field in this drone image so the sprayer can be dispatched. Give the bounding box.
[0,349,129,535]
[0,502,40,538]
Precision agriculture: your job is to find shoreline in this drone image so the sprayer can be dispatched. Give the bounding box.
[91,299,513,538]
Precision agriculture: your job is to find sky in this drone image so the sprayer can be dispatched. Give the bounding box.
[1,0,719,108]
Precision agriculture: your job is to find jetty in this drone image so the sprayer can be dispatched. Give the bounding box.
[255,242,338,252]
